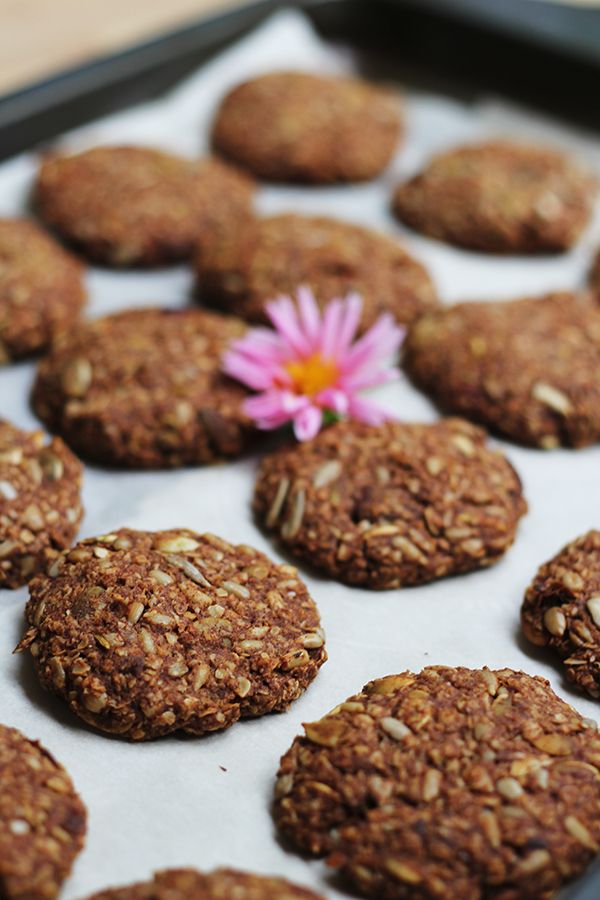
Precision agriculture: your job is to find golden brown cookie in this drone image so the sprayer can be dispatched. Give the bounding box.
[0,723,86,900]
[196,214,437,331]
[212,72,402,183]
[35,147,254,266]
[404,292,600,448]
[253,419,526,589]
[0,419,83,589]
[275,666,600,900]
[522,530,600,698]
[86,868,323,900]
[393,141,595,253]
[17,529,327,740]
[32,307,255,468]
[0,218,85,363]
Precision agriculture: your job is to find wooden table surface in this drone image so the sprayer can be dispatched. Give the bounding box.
[0,0,246,95]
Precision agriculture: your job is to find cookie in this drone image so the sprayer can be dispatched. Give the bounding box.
[0,420,83,589]
[17,528,326,740]
[32,307,255,468]
[253,418,526,589]
[392,141,595,253]
[196,214,437,331]
[0,218,85,363]
[212,72,402,183]
[275,666,600,900]
[522,531,600,699]
[35,147,254,266]
[86,868,323,900]
[404,291,600,449]
[590,246,600,294]
[0,723,86,900]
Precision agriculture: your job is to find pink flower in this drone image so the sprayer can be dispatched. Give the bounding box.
[223,287,405,441]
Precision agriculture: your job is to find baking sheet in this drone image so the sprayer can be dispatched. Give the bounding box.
[1,8,600,898]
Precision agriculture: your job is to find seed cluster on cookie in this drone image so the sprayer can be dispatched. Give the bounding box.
[254,419,526,588]
[0,724,87,900]
[0,218,86,363]
[196,213,437,331]
[522,530,600,698]
[17,528,326,740]
[404,291,600,448]
[86,867,324,900]
[275,666,600,900]
[32,307,255,468]
[393,140,596,253]
[0,419,83,588]
[212,72,402,183]
[35,147,254,266]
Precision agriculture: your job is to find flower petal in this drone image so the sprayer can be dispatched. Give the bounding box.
[336,293,363,353]
[315,387,349,415]
[293,405,323,441]
[319,298,345,359]
[297,286,322,344]
[347,394,397,426]
[222,349,277,391]
[265,295,312,356]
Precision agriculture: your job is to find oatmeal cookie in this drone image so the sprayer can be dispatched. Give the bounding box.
[86,867,323,900]
[253,418,526,589]
[35,147,254,266]
[17,528,327,740]
[196,213,437,330]
[32,307,255,468]
[275,666,600,899]
[212,72,402,183]
[0,218,85,362]
[0,723,86,900]
[392,141,595,253]
[0,419,83,589]
[522,530,600,698]
[404,291,600,448]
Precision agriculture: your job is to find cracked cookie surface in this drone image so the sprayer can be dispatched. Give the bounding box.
[404,292,600,449]
[0,218,85,363]
[0,419,83,589]
[86,867,323,900]
[32,307,254,468]
[196,213,437,332]
[212,72,402,183]
[35,147,254,266]
[253,419,526,589]
[522,530,600,698]
[392,141,595,253]
[0,723,86,900]
[17,528,326,740]
[275,666,600,900]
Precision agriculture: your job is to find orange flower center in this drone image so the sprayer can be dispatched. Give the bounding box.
[285,352,339,396]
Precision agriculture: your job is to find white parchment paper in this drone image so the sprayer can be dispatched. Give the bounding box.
[1,9,600,897]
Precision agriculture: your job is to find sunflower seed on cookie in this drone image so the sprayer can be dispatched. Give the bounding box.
[17,529,326,740]
[254,418,526,589]
[275,666,600,899]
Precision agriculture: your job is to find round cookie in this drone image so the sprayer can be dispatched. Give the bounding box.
[590,246,600,294]
[0,420,83,589]
[32,307,255,468]
[403,291,600,449]
[522,531,600,699]
[17,528,327,740]
[212,71,402,183]
[0,218,85,363]
[86,868,323,900]
[35,147,254,266]
[253,418,526,589]
[0,723,86,900]
[196,214,437,331]
[392,141,595,253]
[275,666,600,900]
